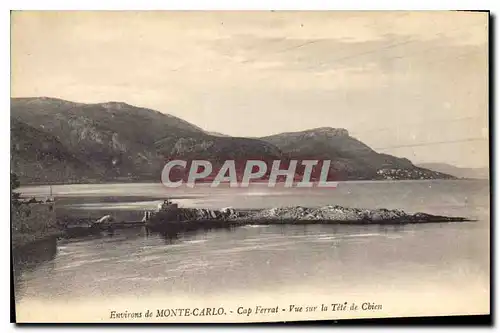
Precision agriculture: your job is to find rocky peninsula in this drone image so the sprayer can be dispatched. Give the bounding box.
[235,205,470,224]
[142,205,471,233]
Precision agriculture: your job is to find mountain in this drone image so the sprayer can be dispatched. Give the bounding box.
[417,163,489,180]
[11,97,281,183]
[11,97,454,184]
[10,118,99,184]
[260,127,455,180]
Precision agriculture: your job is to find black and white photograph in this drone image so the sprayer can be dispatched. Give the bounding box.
[10,10,490,323]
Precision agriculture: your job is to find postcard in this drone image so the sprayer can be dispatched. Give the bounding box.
[10,10,490,323]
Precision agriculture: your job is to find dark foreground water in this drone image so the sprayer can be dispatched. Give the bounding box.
[14,180,490,322]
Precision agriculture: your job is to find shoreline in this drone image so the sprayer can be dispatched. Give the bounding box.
[11,203,475,265]
[17,177,488,188]
[64,205,473,238]
[12,230,63,251]
[62,216,474,241]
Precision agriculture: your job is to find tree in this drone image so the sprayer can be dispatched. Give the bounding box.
[11,172,21,204]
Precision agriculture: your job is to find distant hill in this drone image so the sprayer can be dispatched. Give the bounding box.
[206,131,230,137]
[417,163,489,180]
[11,97,455,184]
[11,97,280,184]
[260,127,455,181]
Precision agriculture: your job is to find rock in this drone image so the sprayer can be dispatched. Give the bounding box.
[149,205,469,225]
[238,205,468,224]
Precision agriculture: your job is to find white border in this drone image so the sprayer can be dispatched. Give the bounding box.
[3,0,497,10]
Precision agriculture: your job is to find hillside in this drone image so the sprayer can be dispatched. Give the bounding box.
[10,118,99,184]
[11,97,281,184]
[11,97,454,184]
[260,127,455,180]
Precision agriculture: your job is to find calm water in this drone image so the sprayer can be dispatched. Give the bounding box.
[14,180,490,322]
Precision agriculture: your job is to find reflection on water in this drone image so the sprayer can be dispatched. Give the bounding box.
[14,218,489,305]
[13,180,490,319]
[13,236,58,302]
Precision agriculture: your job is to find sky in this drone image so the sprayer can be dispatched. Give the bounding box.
[11,11,489,168]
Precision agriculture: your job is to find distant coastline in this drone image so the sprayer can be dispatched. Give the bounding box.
[11,97,457,185]
[16,177,489,189]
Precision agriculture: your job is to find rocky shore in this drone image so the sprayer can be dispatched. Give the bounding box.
[237,205,470,224]
[144,205,470,233]
[11,201,61,250]
[57,204,471,238]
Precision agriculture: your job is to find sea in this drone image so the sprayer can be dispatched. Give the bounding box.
[12,180,490,322]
